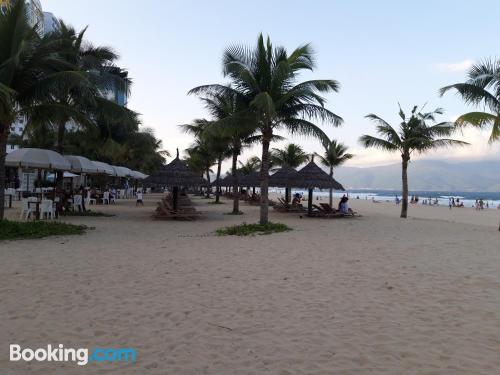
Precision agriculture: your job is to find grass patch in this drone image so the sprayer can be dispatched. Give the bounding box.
[216,222,292,236]
[60,210,115,217]
[223,211,244,215]
[0,220,88,241]
[208,201,225,205]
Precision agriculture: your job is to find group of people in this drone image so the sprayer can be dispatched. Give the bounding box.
[473,199,488,210]
[448,197,465,208]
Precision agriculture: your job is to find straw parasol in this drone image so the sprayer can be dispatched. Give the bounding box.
[295,158,345,215]
[145,149,206,209]
[269,165,299,202]
[239,171,260,188]
[146,151,206,187]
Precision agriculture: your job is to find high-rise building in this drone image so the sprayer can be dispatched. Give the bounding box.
[0,1,44,34]
[43,11,59,34]
[104,67,129,107]
[4,1,129,155]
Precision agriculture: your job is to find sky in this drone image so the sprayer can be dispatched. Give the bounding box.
[42,0,500,169]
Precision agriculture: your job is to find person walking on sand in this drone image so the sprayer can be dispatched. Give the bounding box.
[136,190,144,206]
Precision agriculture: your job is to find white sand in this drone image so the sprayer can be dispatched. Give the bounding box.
[1,194,499,374]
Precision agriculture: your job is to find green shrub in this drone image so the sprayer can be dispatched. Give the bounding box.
[216,222,292,236]
[0,220,87,241]
[60,210,115,217]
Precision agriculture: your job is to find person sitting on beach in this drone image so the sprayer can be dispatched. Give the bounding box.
[292,193,302,207]
[339,198,349,214]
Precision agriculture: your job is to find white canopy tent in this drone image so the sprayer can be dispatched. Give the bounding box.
[112,166,133,178]
[92,161,116,176]
[6,148,71,170]
[64,155,99,174]
[130,170,149,180]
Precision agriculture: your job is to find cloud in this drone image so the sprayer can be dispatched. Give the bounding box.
[435,59,475,73]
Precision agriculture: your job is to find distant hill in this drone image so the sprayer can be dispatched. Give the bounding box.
[335,160,500,192]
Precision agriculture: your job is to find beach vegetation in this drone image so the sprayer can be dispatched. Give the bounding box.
[190,33,343,225]
[0,220,87,241]
[316,139,354,207]
[360,105,468,218]
[216,222,292,236]
[440,58,500,142]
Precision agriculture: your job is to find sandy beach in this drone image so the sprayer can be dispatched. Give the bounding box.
[1,194,500,374]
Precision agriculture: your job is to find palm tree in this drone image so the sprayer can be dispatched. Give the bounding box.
[270,143,309,170]
[440,59,500,231]
[37,21,132,154]
[0,0,79,219]
[180,119,217,198]
[190,34,343,224]
[270,143,309,203]
[316,139,354,207]
[238,157,261,175]
[360,105,468,218]
[440,59,500,142]
[189,90,256,213]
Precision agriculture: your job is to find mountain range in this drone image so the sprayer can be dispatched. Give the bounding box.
[335,160,500,192]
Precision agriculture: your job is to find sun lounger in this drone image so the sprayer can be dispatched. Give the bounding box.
[153,193,202,220]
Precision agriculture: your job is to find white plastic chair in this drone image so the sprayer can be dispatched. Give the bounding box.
[20,199,32,220]
[110,193,116,204]
[41,199,55,219]
[71,195,83,211]
[86,191,96,206]
[101,191,110,205]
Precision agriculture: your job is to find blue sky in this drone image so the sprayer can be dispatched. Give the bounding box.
[42,0,500,167]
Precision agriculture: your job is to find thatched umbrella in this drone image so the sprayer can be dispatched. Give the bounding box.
[145,150,206,209]
[295,159,344,215]
[269,166,299,202]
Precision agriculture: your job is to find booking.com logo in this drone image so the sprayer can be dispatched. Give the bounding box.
[10,344,137,366]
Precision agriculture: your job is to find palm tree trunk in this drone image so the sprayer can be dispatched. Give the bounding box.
[329,166,333,207]
[205,166,211,198]
[215,156,222,203]
[56,120,66,187]
[231,150,239,214]
[401,157,409,218]
[260,134,271,225]
[0,124,9,220]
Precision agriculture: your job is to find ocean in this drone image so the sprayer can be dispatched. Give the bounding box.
[269,188,500,209]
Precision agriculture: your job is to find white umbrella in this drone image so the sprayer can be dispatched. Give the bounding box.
[131,170,149,180]
[65,155,99,174]
[6,148,71,170]
[112,166,133,178]
[92,161,116,176]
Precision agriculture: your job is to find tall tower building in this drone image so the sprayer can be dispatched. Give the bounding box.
[0,0,44,34]
[43,11,59,34]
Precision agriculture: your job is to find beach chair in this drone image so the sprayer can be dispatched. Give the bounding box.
[86,191,96,206]
[71,195,83,212]
[40,199,55,219]
[101,192,110,205]
[319,203,336,213]
[20,199,33,220]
